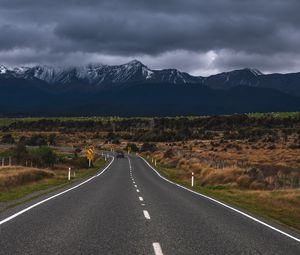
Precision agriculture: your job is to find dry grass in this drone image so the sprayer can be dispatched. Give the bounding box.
[0,166,54,191]
[152,140,300,190]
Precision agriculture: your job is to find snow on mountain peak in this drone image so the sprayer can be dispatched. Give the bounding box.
[0,60,201,85]
[245,68,263,76]
[127,59,144,66]
[0,66,7,74]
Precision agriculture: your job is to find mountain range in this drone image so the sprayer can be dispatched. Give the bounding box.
[1,60,300,116]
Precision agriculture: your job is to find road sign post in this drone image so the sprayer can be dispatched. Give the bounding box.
[68,167,71,181]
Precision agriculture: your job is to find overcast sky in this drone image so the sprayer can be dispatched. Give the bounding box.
[0,0,300,75]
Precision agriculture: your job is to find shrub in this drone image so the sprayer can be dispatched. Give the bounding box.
[29,146,57,167]
[164,149,174,158]
[236,175,252,188]
[13,143,28,164]
[126,143,139,152]
[70,157,89,168]
[140,143,157,152]
[28,134,47,146]
[1,134,15,144]
[111,138,120,144]
[48,133,57,145]
[249,180,267,190]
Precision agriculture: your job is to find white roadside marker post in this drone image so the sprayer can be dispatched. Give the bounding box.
[68,167,71,181]
[192,172,194,187]
[155,159,157,166]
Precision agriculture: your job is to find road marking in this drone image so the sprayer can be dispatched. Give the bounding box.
[153,242,163,255]
[141,203,145,206]
[139,196,144,201]
[143,210,150,220]
[136,189,140,193]
[133,181,135,184]
[134,185,137,188]
[139,156,300,243]
[0,157,115,226]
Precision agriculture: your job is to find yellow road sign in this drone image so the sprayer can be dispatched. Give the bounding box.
[86,147,95,160]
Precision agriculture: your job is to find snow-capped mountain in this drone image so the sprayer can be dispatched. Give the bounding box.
[1,60,300,116]
[1,60,300,97]
[0,60,201,87]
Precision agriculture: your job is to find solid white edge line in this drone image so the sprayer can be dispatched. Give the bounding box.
[153,242,163,255]
[0,157,115,226]
[139,156,300,243]
[143,210,150,220]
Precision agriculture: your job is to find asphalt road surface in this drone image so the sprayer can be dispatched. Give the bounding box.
[0,155,299,254]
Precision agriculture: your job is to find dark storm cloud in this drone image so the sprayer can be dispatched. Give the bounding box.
[0,0,300,74]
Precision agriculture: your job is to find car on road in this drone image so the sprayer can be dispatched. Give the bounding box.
[116,151,125,158]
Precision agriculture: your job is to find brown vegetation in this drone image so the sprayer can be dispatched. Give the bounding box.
[0,167,54,191]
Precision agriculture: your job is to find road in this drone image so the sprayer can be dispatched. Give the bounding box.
[0,155,299,254]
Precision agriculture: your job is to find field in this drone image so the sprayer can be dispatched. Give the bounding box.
[0,147,108,202]
[1,112,300,231]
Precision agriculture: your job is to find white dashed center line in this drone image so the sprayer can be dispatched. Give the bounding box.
[153,242,163,255]
[143,210,151,220]
[129,157,162,254]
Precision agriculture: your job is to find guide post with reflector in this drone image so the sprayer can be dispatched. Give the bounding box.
[191,172,194,187]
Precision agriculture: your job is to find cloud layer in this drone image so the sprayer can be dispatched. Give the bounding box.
[0,0,299,75]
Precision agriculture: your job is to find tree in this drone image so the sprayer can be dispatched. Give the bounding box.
[13,142,28,164]
[30,146,57,167]
[28,134,47,146]
[126,143,139,152]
